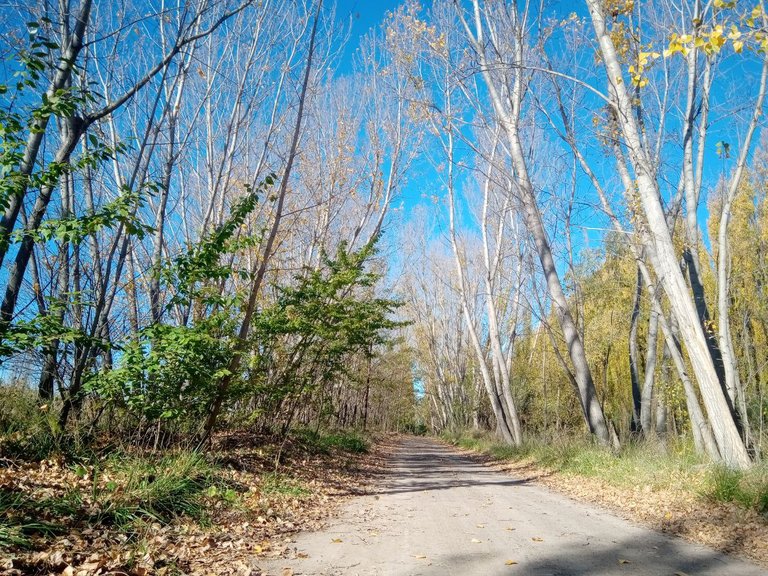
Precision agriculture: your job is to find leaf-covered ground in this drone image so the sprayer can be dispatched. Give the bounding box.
[453,444,768,568]
[0,432,391,576]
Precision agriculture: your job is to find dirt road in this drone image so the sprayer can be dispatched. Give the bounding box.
[258,437,766,575]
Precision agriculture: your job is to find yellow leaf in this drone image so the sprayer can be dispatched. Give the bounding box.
[331,538,343,543]
[505,560,518,565]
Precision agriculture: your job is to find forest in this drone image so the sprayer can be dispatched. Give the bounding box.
[2,0,768,573]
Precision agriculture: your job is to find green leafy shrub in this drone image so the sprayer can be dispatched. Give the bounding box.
[86,316,236,425]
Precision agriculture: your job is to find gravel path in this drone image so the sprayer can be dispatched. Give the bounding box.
[257,436,767,575]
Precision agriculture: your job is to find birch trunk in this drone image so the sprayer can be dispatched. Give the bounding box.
[462,0,612,445]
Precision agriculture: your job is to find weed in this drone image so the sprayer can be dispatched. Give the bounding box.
[294,429,369,454]
[0,490,69,549]
[93,452,216,526]
[708,466,744,504]
[261,473,309,497]
[706,463,768,513]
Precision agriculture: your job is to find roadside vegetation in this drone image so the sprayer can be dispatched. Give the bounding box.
[1,410,377,575]
[444,430,768,514]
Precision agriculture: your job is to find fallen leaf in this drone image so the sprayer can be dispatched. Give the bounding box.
[476,524,485,528]
[619,559,631,564]
[505,560,518,565]
[413,554,427,559]
[471,538,482,544]
[281,568,294,576]
[331,538,343,543]
[532,537,544,542]
[505,527,516,531]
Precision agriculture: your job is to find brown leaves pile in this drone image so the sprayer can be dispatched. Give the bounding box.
[1,433,389,576]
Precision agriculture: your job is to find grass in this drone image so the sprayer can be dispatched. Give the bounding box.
[445,429,768,516]
[0,400,372,563]
[706,463,768,513]
[293,428,369,454]
[260,472,310,497]
[0,489,74,549]
[0,450,239,552]
[91,452,220,526]
[1,425,369,555]
[0,385,64,461]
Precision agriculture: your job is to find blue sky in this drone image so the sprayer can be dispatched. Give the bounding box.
[335,0,402,66]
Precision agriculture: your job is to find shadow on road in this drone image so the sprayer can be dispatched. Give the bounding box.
[411,533,758,576]
[364,440,533,496]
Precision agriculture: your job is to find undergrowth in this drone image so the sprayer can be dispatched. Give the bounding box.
[293,428,369,454]
[706,464,768,513]
[0,423,373,552]
[0,452,226,550]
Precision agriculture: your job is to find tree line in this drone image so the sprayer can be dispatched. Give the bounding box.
[2,0,768,470]
[399,0,768,469]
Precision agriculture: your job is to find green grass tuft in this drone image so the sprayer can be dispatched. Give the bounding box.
[260,473,310,497]
[94,452,218,526]
[706,463,768,513]
[293,429,369,454]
